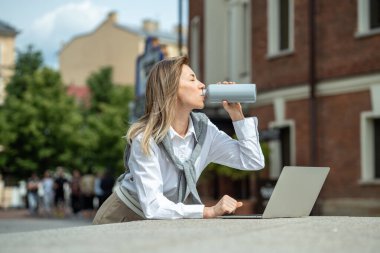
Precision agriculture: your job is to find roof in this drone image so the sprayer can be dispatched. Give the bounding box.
[0,20,19,36]
[60,17,186,54]
[66,85,90,99]
[115,24,186,44]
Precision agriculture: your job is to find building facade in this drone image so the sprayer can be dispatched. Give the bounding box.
[0,20,18,105]
[59,12,186,87]
[189,0,380,215]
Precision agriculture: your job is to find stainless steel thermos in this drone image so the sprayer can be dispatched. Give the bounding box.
[201,84,257,103]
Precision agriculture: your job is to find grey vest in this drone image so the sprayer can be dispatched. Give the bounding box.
[120,112,208,206]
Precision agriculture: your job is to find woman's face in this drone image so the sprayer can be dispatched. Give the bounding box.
[177,64,206,111]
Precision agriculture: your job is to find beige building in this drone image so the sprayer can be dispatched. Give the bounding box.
[0,20,18,105]
[59,12,186,87]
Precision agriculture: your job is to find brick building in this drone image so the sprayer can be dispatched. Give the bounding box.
[189,0,380,215]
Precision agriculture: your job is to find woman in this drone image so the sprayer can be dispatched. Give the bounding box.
[93,56,265,224]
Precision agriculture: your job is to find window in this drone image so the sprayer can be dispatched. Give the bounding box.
[374,118,380,178]
[279,0,290,50]
[361,114,380,182]
[268,126,291,176]
[279,126,291,167]
[370,0,380,29]
[360,85,380,183]
[268,0,294,57]
[357,0,380,37]
[268,121,295,179]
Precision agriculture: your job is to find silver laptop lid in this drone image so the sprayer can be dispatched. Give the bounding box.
[262,166,330,218]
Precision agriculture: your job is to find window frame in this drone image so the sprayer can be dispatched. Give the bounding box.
[268,98,296,179]
[268,120,296,179]
[360,112,380,184]
[267,0,294,59]
[360,85,380,185]
[356,0,380,38]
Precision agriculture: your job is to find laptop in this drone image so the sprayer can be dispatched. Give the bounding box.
[218,166,330,219]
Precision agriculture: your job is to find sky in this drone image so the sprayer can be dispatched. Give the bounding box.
[0,0,188,69]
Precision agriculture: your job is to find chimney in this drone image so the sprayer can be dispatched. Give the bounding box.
[107,11,118,24]
[143,19,159,33]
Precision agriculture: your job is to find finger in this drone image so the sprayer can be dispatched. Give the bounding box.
[236,202,243,208]
[222,195,231,200]
[222,199,235,208]
[225,202,236,210]
[225,197,239,207]
[224,205,235,214]
[226,199,239,208]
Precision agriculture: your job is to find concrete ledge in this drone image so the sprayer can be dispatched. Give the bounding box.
[321,198,380,216]
[0,216,379,253]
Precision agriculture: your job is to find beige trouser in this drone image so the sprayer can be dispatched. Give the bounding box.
[93,192,144,224]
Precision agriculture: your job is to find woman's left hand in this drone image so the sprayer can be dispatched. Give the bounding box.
[219,81,244,121]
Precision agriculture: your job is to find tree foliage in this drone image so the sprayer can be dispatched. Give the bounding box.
[85,67,133,175]
[87,66,113,112]
[0,46,134,179]
[0,46,90,177]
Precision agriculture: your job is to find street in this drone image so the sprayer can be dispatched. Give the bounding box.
[0,209,92,234]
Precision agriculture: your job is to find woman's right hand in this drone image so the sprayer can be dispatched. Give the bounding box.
[203,195,243,218]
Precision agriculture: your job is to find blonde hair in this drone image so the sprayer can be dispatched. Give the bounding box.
[126,55,189,155]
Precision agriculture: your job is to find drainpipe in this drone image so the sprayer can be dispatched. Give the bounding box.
[178,0,183,56]
[309,0,317,166]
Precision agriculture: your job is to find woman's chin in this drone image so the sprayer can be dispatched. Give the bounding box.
[198,103,205,110]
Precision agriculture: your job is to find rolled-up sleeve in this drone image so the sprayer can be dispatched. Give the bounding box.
[129,136,204,219]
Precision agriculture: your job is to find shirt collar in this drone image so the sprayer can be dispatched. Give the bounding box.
[168,116,198,142]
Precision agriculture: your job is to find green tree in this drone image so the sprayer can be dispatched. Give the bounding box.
[85,67,134,175]
[87,66,113,112]
[5,45,43,99]
[0,46,91,178]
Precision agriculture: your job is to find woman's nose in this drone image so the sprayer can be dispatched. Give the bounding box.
[199,81,205,89]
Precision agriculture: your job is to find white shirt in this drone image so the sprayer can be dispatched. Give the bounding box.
[121,116,265,219]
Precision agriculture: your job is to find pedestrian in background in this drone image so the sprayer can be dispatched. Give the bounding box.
[99,169,115,208]
[27,172,40,215]
[0,174,4,208]
[80,172,95,218]
[70,170,82,215]
[41,170,54,216]
[54,167,68,217]
[94,171,103,209]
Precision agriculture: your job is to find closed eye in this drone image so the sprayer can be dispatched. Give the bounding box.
[190,74,197,81]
